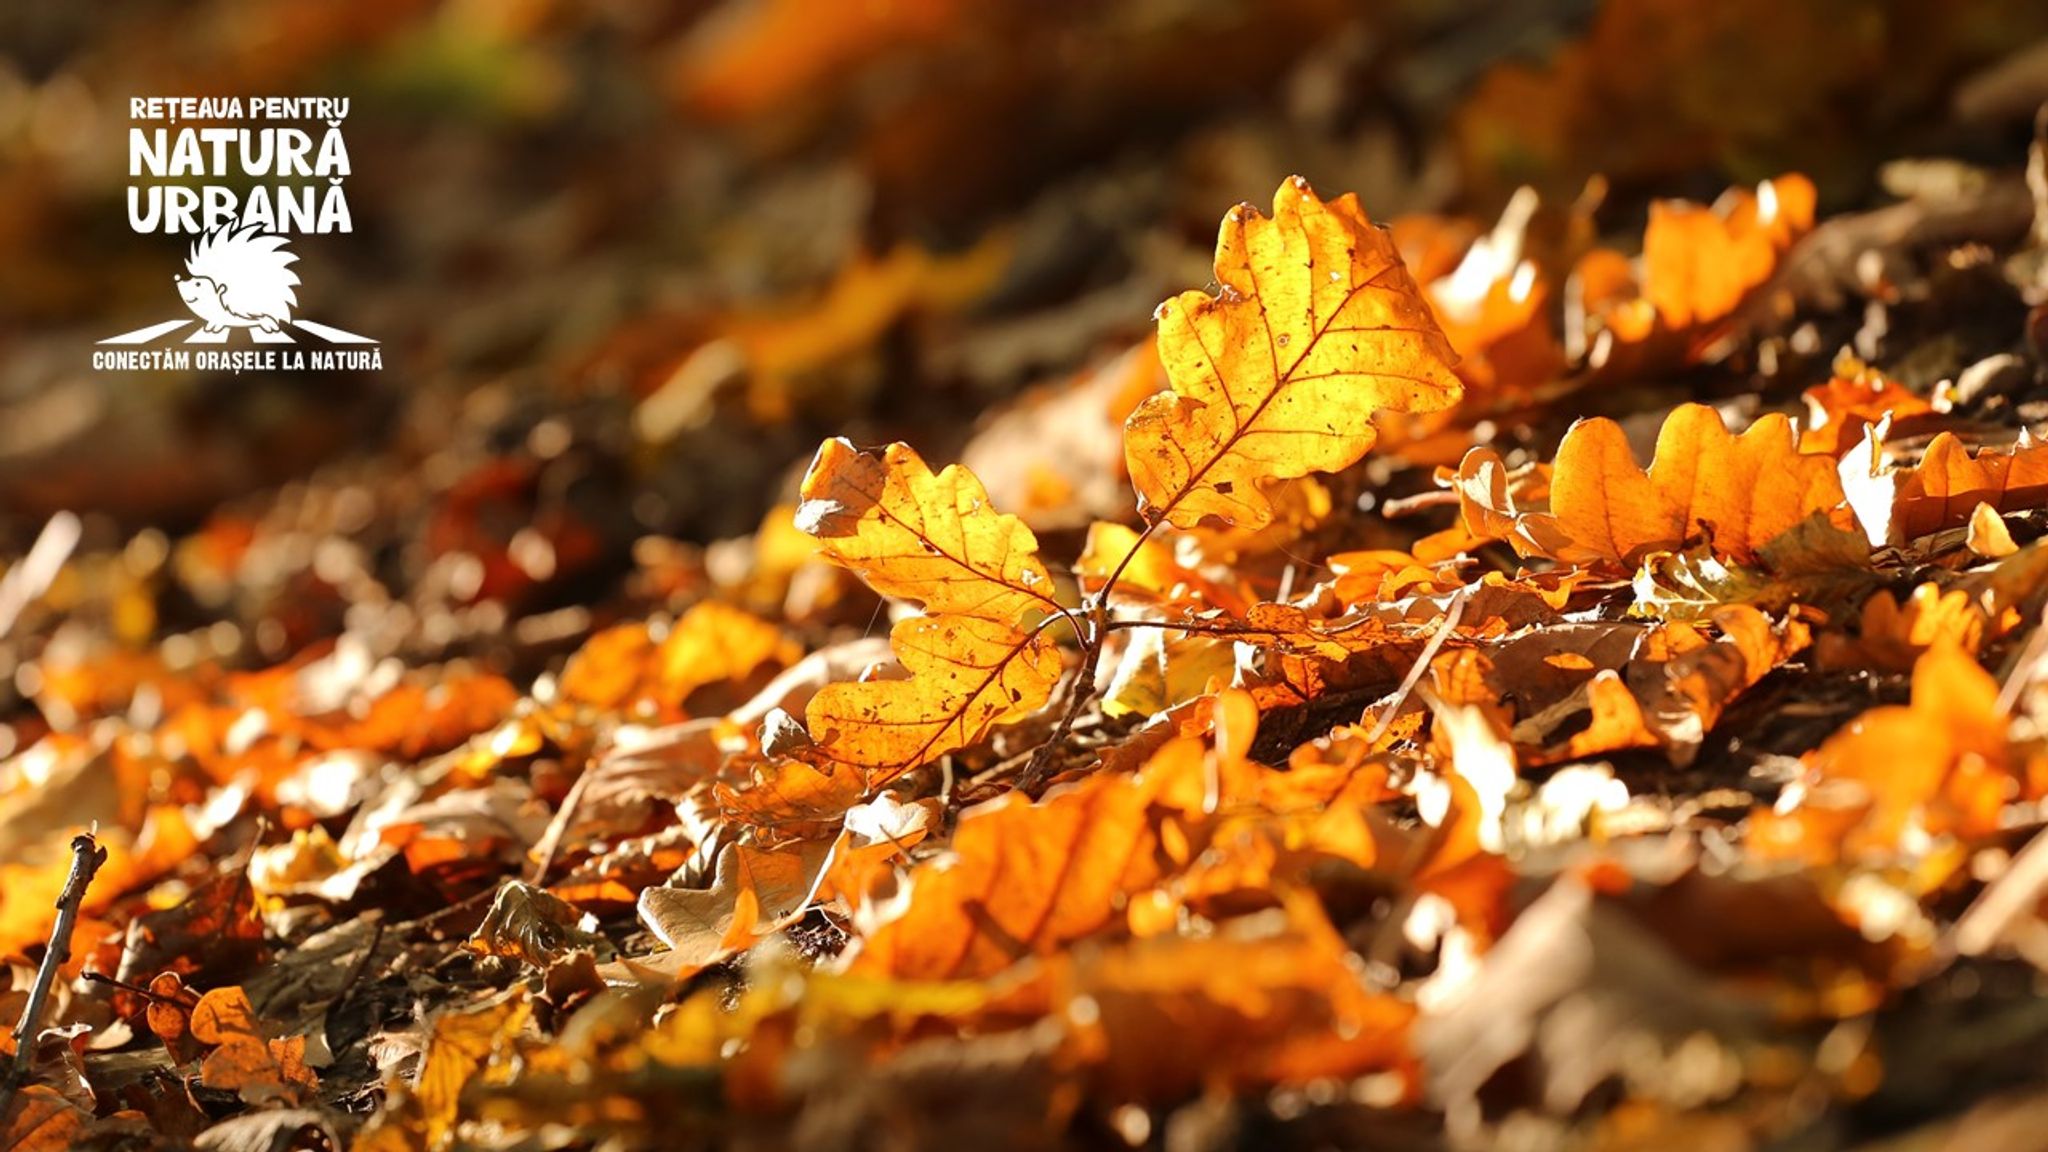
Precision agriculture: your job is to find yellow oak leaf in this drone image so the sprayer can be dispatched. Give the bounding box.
[804,614,1062,780]
[795,439,1070,779]
[1125,176,1462,531]
[797,438,1061,621]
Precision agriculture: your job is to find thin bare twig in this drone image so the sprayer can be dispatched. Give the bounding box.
[1366,585,1471,745]
[1,832,107,1120]
[529,766,597,887]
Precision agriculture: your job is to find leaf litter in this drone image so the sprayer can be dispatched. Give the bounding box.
[14,5,2048,1150]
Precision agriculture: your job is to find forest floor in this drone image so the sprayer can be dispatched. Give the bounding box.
[11,3,2048,1151]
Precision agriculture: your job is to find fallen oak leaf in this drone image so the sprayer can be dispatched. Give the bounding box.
[1432,605,1807,767]
[1568,175,1817,378]
[656,601,802,708]
[1126,175,1462,531]
[0,1085,89,1152]
[797,438,1063,622]
[1799,351,1937,454]
[803,613,1063,781]
[189,986,318,1106]
[1449,404,1847,567]
[793,439,1072,780]
[1753,642,2034,865]
[1815,582,1988,673]
[847,771,1162,982]
[1642,174,1817,332]
[1056,908,1418,1101]
[553,604,798,721]
[1843,423,2048,547]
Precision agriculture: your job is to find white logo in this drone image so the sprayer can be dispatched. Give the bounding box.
[100,221,375,350]
[94,96,382,373]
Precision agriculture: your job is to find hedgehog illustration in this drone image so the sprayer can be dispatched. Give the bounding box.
[175,222,300,335]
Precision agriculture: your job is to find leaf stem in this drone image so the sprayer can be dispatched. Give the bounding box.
[1019,519,1166,793]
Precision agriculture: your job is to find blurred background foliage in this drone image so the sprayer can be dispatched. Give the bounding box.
[2,0,2044,546]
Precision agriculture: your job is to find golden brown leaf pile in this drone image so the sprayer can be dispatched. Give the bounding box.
[13,94,2048,1152]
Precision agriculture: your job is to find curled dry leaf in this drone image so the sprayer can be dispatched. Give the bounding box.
[1125,175,1462,531]
[1432,605,1808,766]
[468,881,610,969]
[638,837,837,971]
[1630,512,1877,623]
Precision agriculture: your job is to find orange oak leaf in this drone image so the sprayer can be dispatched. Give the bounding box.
[0,1086,89,1152]
[848,770,1162,981]
[803,614,1062,778]
[797,438,1062,622]
[1843,426,2048,547]
[190,985,319,1106]
[1641,174,1816,331]
[1571,175,1816,373]
[1815,583,1986,673]
[1753,643,2036,864]
[1125,176,1462,531]
[552,612,790,725]
[1799,352,1935,454]
[1450,403,1846,567]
